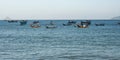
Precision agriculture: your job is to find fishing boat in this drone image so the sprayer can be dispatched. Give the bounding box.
[63,20,76,26]
[95,24,105,26]
[30,21,40,28]
[20,20,27,26]
[46,21,57,29]
[7,20,18,23]
[76,23,88,28]
[4,17,18,23]
[76,21,89,28]
[77,24,88,28]
[81,20,91,26]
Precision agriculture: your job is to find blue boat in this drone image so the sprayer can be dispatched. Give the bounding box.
[20,20,27,26]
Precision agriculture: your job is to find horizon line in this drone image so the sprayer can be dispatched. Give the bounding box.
[0,18,117,20]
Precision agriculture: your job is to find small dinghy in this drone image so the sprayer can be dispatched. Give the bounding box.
[63,20,76,26]
[20,20,27,26]
[46,21,57,29]
[95,24,105,26]
[30,21,40,28]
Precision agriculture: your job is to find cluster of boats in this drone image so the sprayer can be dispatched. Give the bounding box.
[29,20,90,29]
[6,20,91,28]
[62,20,91,28]
[6,20,120,29]
[6,20,57,29]
[30,21,57,28]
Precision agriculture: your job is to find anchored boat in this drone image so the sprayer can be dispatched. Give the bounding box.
[76,21,89,28]
[4,17,18,23]
[20,20,27,26]
[30,21,40,28]
[46,21,57,29]
[63,20,76,26]
[77,24,88,28]
[7,20,18,23]
[81,20,91,26]
[95,24,105,26]
[77,23,88,28]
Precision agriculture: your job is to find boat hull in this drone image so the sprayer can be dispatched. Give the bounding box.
[77,25,88,28]
[95,24,105,26]
[30,24,40,28]
[46,25,56,29]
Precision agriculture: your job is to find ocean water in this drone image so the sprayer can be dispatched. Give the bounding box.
[0,20,120,60]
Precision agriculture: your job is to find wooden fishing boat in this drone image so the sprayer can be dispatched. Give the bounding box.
[76,21,89,28]
[77,24,88,28]
[30,21,40,28]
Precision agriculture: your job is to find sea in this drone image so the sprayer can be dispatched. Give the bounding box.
[0,20,120,60]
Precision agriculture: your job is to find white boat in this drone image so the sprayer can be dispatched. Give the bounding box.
[46,21,57,29]
[63,20,76,26]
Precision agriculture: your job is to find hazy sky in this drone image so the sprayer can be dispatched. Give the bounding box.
[0,0,120,19]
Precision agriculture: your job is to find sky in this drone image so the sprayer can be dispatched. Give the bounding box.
[0,0,120,20]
